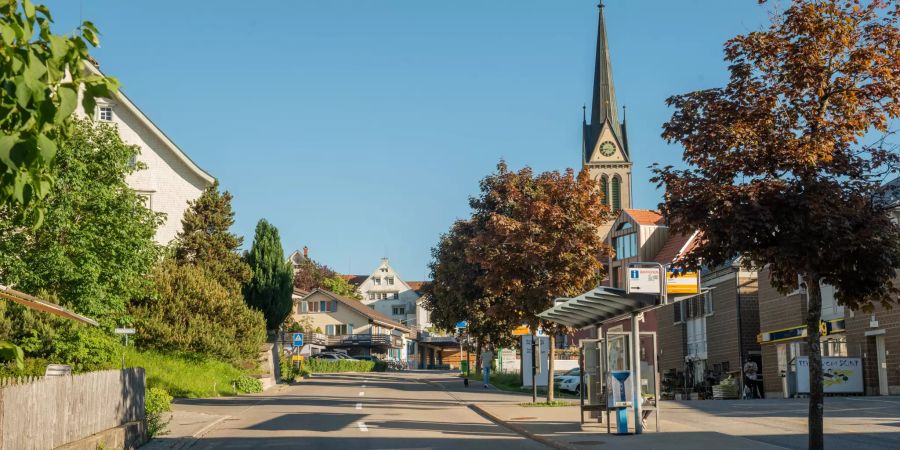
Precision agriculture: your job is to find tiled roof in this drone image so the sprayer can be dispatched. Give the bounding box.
[339,274,368,286]
[623,209,666,226]
[653,231,699,265]
[406,281,431,293]
[302,288,410,333]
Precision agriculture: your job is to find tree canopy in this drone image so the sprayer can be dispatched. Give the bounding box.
[0,0,118,223]
[243,219,294,330]
[653,1,900,447]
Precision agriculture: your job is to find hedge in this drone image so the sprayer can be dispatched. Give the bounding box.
[305,359,380,373]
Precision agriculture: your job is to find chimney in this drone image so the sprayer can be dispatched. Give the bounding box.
[303,246,309,258]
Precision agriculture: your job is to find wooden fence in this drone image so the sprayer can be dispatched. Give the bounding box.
[0,368,145,450]
[0,375,42,388]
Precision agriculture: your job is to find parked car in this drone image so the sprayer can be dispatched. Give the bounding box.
[554,368,582,394]
[310,353,342,360]
[353,355,381,362]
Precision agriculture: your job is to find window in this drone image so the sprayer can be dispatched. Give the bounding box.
[99,106,113,121]
[380,267,388,273]
[600,176,609,205]
[307,301,319,313]
[721,361,730,372]
[704,291,714,316]
[369,292,376,300]
[611,176,621,210]
[614,233,637,260]
[391,292,399,299]
[392,306,406,315]
[611,266,620,288]
[137,192,152,210]
[299,302,307,313]
[387,277,394,285]
[325,324,334,335]
[374,278,381,286]
[686,317,707,358]
[673,301,684,324]
[334,324,349,335]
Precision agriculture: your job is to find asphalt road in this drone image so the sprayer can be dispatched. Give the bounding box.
[177,372,548,450]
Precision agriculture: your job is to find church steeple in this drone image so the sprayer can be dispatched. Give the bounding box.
[583,1,628,164]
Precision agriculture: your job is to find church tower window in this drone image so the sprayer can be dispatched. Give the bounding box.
[611,176,621,210]
[600,175,609,205]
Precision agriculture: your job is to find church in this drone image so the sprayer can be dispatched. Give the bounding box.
[582,1,633,240]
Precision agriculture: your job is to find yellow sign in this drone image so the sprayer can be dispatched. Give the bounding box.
[292,355,304,362]
[667,270,700,295]
[512,325,530,336]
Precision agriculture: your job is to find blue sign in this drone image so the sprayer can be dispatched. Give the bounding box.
[630,270,639,279]
[293,333,304,347]
[455,321,468,329]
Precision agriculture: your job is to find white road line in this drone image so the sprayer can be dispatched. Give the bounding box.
[356,402,363,410]
[358,391,365,396]
[361,384,366,388]
[357,421,369,432]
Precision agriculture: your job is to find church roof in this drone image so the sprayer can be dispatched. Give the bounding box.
[584,2,628,164]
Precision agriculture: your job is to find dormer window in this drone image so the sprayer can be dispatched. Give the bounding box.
[99,106,113,121]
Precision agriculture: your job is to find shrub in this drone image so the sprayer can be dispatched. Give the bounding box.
[233,375,263,393]
[131,258,267,364]
[279,351,297,383]
[373,360,388,372]
[145,387,173,438]
[305,359,376,373]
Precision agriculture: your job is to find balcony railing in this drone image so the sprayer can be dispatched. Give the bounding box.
[279,332,326,347]
[327,333,402,348]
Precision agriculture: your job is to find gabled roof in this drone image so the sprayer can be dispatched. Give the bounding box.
[623,209,665,226]
[85,63,214,185]
[406,281,431,294]
[653,231,699,266]
[300,288,411,333]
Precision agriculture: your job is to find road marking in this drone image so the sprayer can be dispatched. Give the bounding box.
[357,421,368,432]
[359,391,365,396]
[362,384,366,388]
[356,402,363,410]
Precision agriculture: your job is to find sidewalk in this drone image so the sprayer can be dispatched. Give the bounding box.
[140,410,228,450]
[404,371,785,450]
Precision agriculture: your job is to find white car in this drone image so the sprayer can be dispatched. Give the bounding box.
[554,368,582,394]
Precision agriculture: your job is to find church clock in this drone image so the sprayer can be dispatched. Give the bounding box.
[599,140,616,157]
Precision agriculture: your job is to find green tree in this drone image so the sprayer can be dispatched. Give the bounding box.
[653,1,900,447]
[0,0,119,222]
[0,119,161,321]
[131,258,266,363]
[243,219,294,330]
[321,275,362,300]
[174,181,251,294]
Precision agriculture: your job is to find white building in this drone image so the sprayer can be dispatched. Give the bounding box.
[345,258,431,331]
[84,63,215,244]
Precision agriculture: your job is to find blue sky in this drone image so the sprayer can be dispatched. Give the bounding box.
[46,1,769,280]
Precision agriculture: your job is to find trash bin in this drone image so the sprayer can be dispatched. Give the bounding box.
[460,361,469,376]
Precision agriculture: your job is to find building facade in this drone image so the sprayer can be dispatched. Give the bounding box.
[290,288,412,361]
[345,258,431,331]
[85,63,215,244]
[606,209,669,289]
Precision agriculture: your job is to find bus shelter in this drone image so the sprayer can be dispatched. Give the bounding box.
[538,286,661,434]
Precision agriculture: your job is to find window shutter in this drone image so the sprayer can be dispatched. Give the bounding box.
[331,300,338,312]
[325,324,334,336]
[348,323,354,335]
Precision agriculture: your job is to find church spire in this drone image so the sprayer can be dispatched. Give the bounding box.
[590,1,619,131]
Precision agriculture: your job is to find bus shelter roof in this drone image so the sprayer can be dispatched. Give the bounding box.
[537,286,661,329]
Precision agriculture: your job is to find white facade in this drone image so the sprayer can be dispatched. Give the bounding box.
[82,64,215,244]
[356,258,428,330]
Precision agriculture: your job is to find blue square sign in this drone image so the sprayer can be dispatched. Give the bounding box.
[293,333,303,347]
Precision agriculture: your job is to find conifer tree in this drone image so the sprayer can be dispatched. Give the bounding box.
[174,181,251,294]
[243,219,294,330]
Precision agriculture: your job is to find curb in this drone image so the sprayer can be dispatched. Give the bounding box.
[468,403,574,450]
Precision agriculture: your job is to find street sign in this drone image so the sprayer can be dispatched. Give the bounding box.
[511,325,530,336]
[455,321,468,329]
[293,333,304,347]
[114,328,136,335]
[666,269,700,295]
[626,267,661,294]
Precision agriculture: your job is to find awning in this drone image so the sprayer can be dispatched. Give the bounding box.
[0,285,98,326]
[537,286,662,328]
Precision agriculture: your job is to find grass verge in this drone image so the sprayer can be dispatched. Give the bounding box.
[477,371,578,399]
[125,347,250,398]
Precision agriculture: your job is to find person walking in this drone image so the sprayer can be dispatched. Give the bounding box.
[481,346,494,388]
[743,357,760,399]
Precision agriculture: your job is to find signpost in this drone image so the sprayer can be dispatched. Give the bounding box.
[293,333,304,348]
[114,328,136,369]
[666,268,700,295]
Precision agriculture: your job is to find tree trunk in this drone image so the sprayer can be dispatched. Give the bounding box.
[547,334,556,403]
[805,274,824,450]
[475,340,483,374]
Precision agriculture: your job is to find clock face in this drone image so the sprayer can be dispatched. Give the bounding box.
[599,141,616,157]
